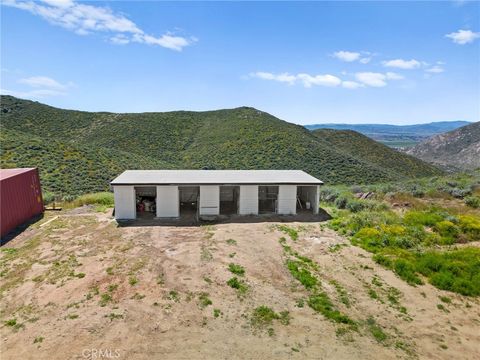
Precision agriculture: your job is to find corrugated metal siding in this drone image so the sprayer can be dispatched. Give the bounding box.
[199,186,219,216]
[156,186,179,218]
[113,186,135,220]
[0,168,44,237]
[239,185,259,215]
[277,185,297,215]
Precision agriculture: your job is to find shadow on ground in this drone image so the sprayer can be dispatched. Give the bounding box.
[0,214,44,246]
[116,208,332,228]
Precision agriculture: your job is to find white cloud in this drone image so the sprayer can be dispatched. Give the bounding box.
[0,88,65,99]
[7,75,74,98]
[332,50,371,64]
[425,66,445,73]
[445,29,480,45]
[110,34,129,45]
[297,73,342,87]
[355,72,404,87]
[341,81,364,89]
[134,33,194,51]
[250,72,297,85]
[355,72,388,87]
[250,72,341,88]
[382,59,421,69]
[251,70,404,89]
[385,72,404,80]
[2,0,195,51]
[18,76,71,90]
[359,57,371,64]
[332,51,361,62]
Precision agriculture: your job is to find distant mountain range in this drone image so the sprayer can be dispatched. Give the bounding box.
[304,121,471,148]
[406,122,480,171]
[0,95,442,196]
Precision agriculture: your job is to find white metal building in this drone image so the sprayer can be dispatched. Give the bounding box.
[110,170,323,220]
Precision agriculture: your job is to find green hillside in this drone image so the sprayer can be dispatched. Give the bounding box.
[0,95,442,196]
[0,128,170,197]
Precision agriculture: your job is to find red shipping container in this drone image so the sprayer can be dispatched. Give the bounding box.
[0,168,44,238]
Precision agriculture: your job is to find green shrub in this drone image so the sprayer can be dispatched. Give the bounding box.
[251,306,279,327]
[416,248,480,296]
[198,293,212,308]
[464,196,480,208]
[366,316,388,342]
[352,227,382,252]
[346,199,365,213]
[42,191,55,205]
[228,263,245,276]
[403,210,445,227]
[277,225,299,241]
[434,221,459,243]
[226,277,248,294]
[334,196,349,209]
[72,192,114,207]
[286,260,317,289]
[458,215,480,241]
[393,259,423,285]
[308,293,356,325]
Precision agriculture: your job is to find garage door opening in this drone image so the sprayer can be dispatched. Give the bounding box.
[220,186,239,215]
[135,186,156,219]
[297,186,317,213]
[179,186,199,217]
[258,186,278,214]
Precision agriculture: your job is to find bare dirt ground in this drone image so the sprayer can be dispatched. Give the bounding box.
[1,208,479,360]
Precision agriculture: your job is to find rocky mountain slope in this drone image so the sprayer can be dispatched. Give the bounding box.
[406,122,480,171]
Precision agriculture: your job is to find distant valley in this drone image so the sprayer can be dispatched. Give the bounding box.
[305,121,471,148]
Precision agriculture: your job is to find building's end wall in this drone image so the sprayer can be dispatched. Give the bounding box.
[113,186,136,220]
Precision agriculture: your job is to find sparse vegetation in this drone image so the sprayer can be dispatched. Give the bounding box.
[228,263,245,276]
[250,306,290,328]
[226,239,237,245]
[198,293,212,309]
[330,280,351,307]
[277,225,299,241]
[286,260,317,289]
[166,290,180,302]
[324,171,480,296]
[105,313,124,321]
[131,293,145,300]
[308,293,356,325]
[366,316,388,343]
[99,293,112,307]
[226,277,248,295]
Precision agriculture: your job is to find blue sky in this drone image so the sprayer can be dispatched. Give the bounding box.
[1,0,479,125]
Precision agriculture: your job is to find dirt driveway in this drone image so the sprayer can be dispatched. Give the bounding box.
[1,209,479,359]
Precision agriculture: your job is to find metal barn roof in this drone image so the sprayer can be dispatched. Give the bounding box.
[111,170,323,186]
